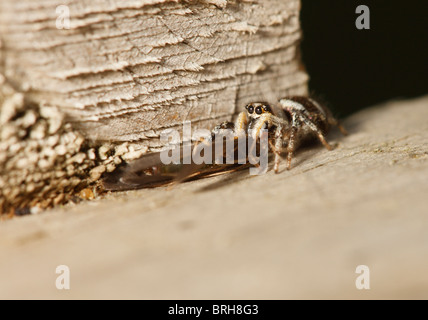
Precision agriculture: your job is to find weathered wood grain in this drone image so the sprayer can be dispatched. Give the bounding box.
[0,0,306,145]
[1,96,427,299]
[0,0,307,213]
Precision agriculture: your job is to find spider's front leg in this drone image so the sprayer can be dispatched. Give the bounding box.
[234,111,248,133]
[246,113,271,165]
[250,113,271,139]
[254,114,289,173]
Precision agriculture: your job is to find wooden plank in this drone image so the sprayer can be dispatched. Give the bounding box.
[1,96,427,299]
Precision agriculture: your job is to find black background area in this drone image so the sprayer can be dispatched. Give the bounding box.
[300,0,428,116]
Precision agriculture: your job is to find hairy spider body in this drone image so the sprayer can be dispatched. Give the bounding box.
[239,96,347,172]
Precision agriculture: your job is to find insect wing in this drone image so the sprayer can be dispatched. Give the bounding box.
[102,145,187,190]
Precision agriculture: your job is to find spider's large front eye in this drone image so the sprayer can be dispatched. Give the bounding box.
[247,105,254,114]
[255,106,263,115]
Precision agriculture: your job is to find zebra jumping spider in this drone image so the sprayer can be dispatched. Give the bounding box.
[234,96,348,172]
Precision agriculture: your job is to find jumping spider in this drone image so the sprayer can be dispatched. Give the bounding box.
[230,96,348,172]
[102,96,347,191]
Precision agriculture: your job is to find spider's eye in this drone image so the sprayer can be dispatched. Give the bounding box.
[255,106,263,115]
[247,105,254,114]
[262,105,271,113]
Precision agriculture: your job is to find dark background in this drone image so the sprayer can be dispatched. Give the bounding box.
[301,0,428,116]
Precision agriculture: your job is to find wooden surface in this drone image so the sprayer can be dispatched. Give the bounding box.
[1,96,427,299]
[0,0,306,212]
[0,0,306,146]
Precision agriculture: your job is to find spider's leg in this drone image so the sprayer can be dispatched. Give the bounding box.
[273,125,285,173]
[290,110,334,151]
[252,113,289,171]
[250,113,271,139]
[251,113,288,138]
[234,111,248,133]
[246,114,269,164]
[286,115,299,170]
[328,117,348,136]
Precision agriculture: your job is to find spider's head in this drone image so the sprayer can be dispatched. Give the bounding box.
[244,102,273,120]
